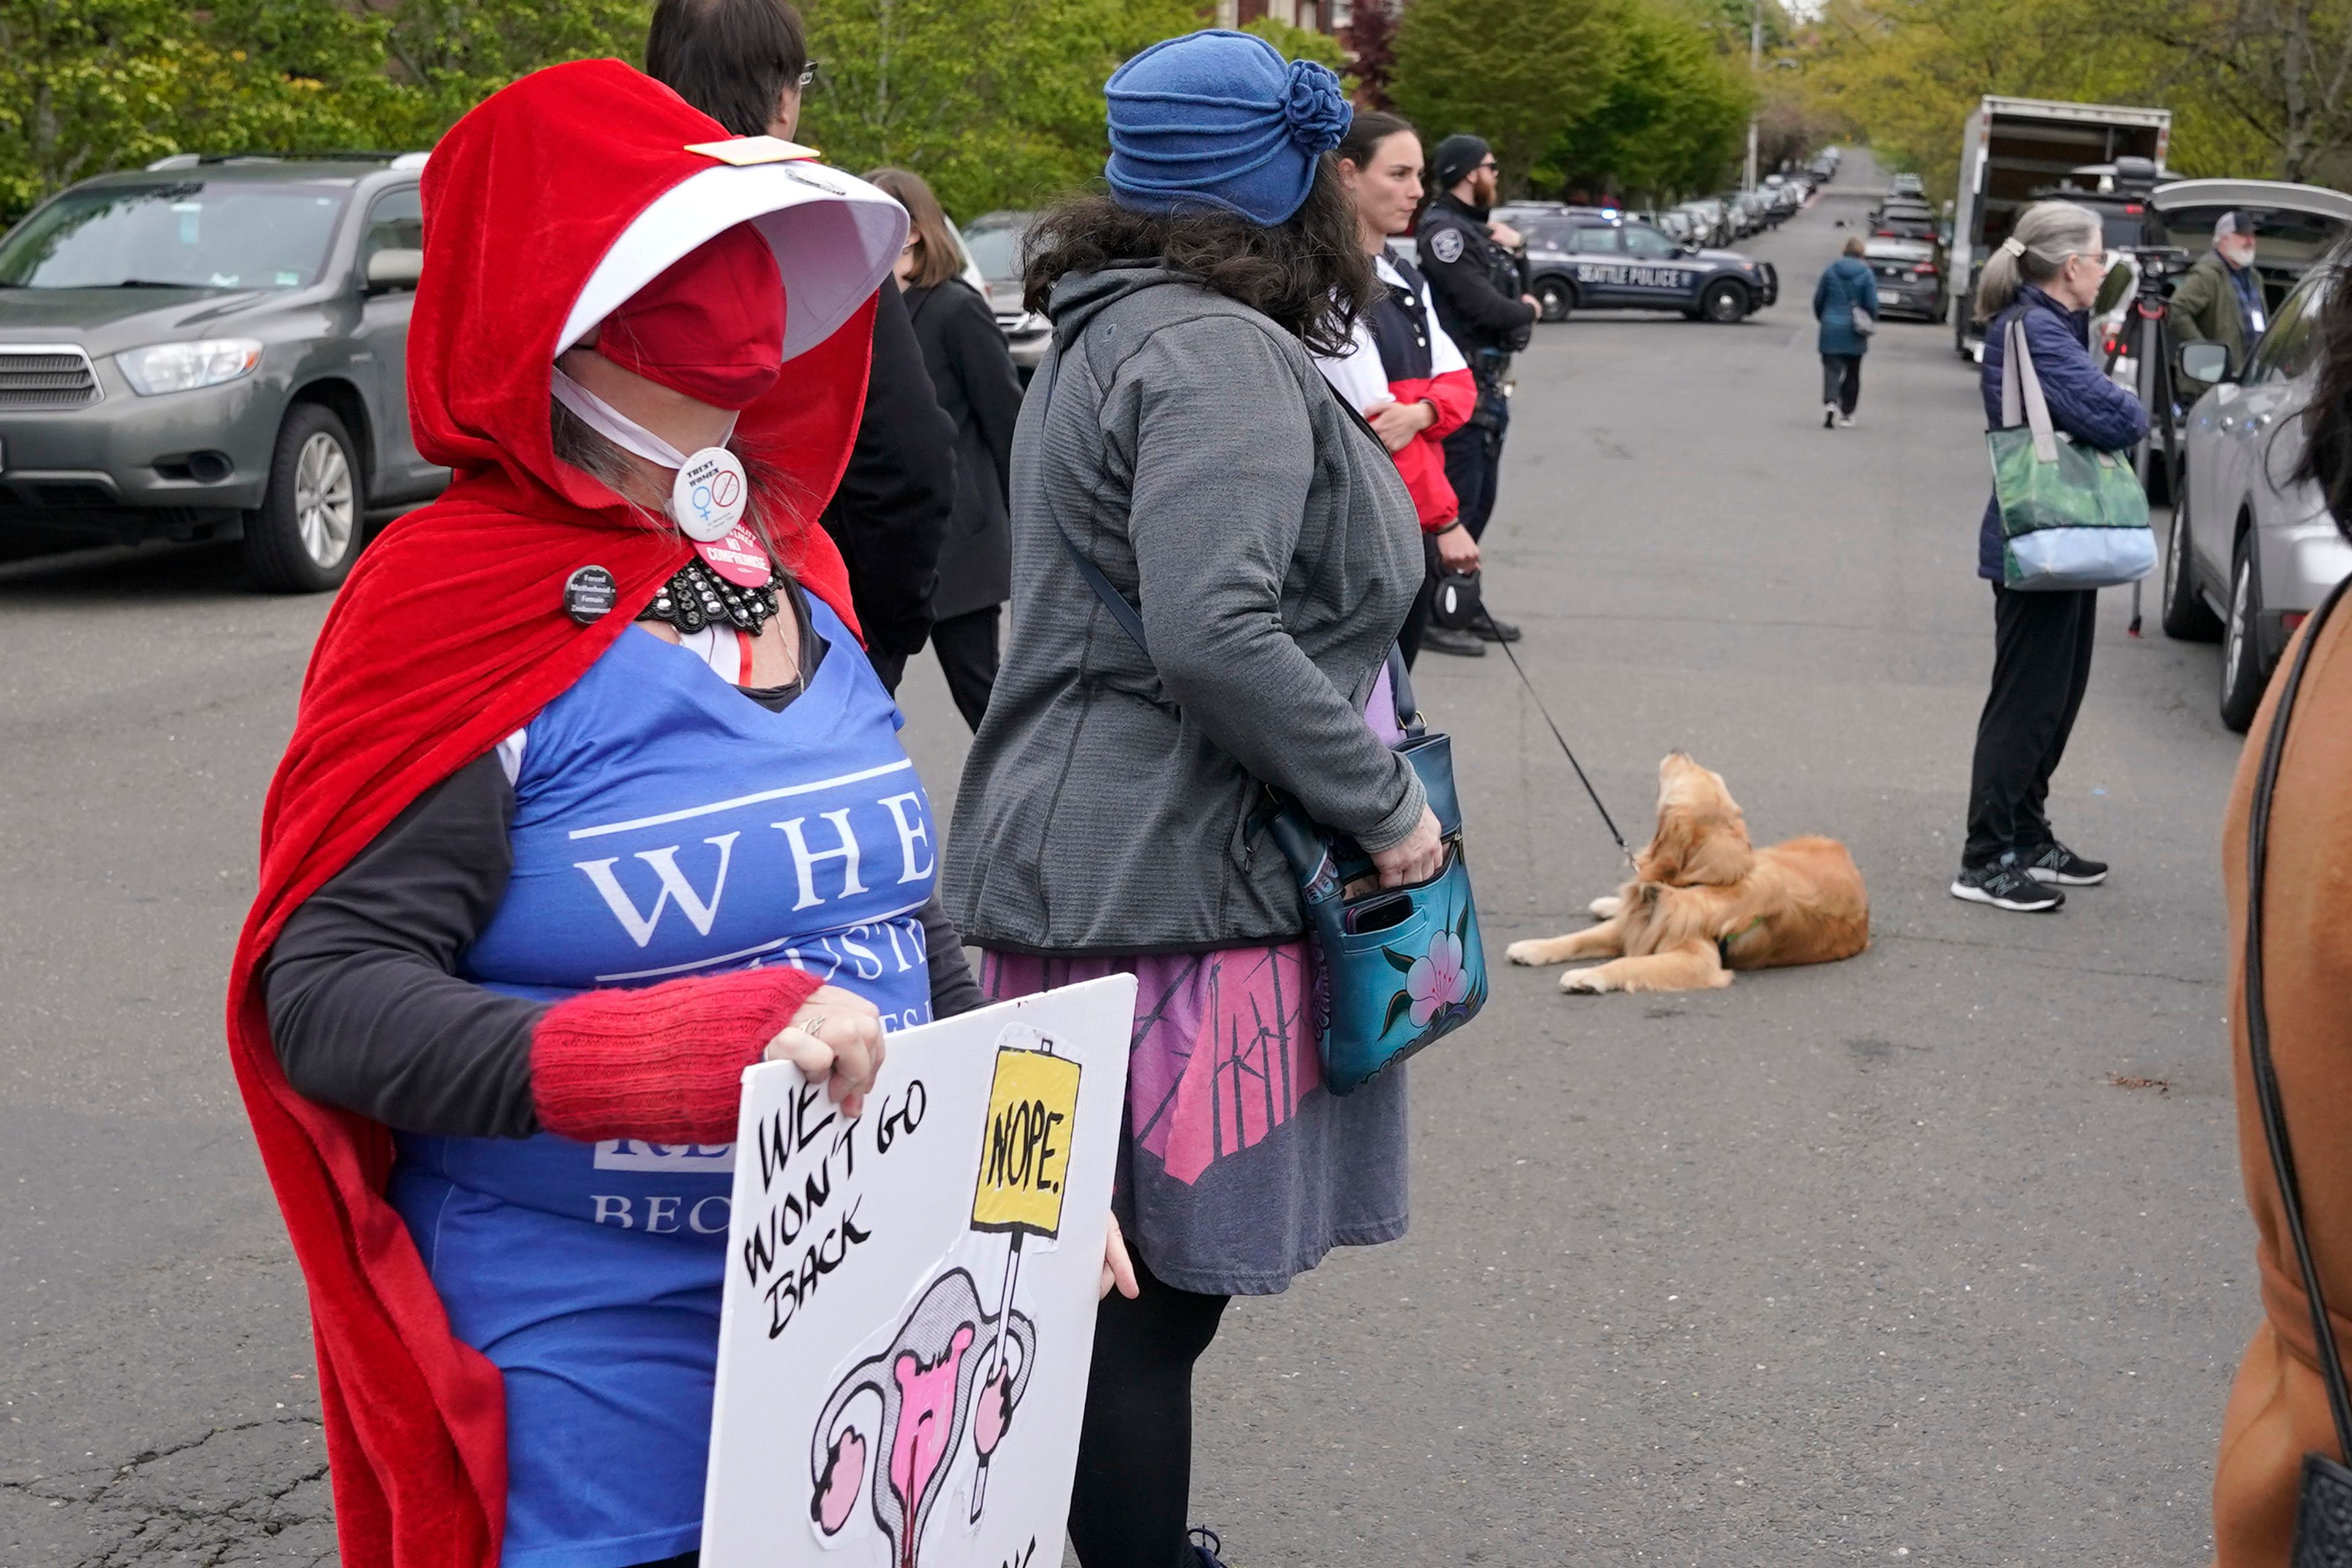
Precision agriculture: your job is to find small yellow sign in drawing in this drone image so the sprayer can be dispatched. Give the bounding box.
[970,1046,1082,1240]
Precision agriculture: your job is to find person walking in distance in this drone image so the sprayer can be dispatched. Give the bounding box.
[1320,111,1480,667]
[1814,234,1879,428]
[1415,132,1540,652]
[647,0,958,695]
[1950,201,2149,913]
[867,167,1023,731]
[945,30,1438,1568]
[2209,245,2352,1568]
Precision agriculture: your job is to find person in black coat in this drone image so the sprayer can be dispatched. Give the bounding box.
[646,0,958,689]
[866,168,1023,729]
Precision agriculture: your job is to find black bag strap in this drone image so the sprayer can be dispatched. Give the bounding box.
[2244,569,2352,1461]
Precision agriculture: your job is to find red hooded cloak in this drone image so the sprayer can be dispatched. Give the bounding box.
[221,60,905,1568]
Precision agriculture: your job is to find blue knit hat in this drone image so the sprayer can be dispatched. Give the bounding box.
[1104,29,1352,227]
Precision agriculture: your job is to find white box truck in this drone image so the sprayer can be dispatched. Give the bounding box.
[1949,95,2172,356]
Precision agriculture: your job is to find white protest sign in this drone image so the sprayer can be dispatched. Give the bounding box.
[702,974,1137,1568]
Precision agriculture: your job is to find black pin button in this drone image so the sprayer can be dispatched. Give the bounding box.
[565,565,617,624]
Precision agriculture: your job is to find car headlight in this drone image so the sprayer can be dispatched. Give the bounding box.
[116,339,262,396]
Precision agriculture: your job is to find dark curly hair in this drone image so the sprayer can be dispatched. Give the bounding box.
[2296,257,2352,542]
[1022,155,1374,358]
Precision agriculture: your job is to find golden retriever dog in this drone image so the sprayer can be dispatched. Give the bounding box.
[1505,753,1869,993]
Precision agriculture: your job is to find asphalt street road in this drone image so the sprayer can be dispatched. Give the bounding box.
[2,157,2262,1567]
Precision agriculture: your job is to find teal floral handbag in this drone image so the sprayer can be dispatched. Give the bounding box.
[1261,667,1486,1093]
[1054,535,1487,1096]
[1988,314,2155,589]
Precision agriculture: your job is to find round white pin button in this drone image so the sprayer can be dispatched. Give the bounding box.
[672,446,748,543]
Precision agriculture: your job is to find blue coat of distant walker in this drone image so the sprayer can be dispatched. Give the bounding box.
[1814,254,1880,356]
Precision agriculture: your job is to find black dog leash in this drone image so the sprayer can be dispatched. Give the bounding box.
[1477,612,1634,863]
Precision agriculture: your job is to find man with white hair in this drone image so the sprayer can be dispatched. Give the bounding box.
[2172,209,2269,392]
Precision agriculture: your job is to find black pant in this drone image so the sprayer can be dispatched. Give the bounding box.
[1821,353,1862,416]
[1067,1253,1231,1568]
[1964,585,2098,867]
[864,604,1001,731]
[1441,407,1507,541]
[1398,529,1442,667]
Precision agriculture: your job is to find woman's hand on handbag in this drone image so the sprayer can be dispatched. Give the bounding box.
[1434,522,1480,573]
[1371,805,1446,888]
[1100,1212,1139,1301]
[765,984,887,1118]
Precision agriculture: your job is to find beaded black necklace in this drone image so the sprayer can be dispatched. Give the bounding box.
[636,557,780,636]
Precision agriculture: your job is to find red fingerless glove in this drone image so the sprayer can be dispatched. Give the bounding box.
[530,966,824,1143]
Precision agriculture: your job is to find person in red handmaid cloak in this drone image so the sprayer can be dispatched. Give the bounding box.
[222,59,995,1568]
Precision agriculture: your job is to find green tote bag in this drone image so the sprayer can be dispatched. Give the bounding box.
[1987,314,2156,589]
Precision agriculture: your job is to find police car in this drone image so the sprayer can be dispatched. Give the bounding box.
[1523,217,1779,323]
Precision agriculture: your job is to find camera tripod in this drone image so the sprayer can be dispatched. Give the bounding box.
[2102,249,2191,636]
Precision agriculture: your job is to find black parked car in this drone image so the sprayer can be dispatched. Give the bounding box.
[1862,236,1944,321]
[1524,218,1777,323]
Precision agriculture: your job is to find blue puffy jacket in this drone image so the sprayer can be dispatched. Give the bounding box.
[1976,284,2150,579]
[1812,255,1880,357]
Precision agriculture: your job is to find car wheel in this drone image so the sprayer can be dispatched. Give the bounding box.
[245,404,363,594]
[2159,490,2222,641]
[1533,277,1575,323]
[1699,279,1747,323]
[2218,534,2271,733]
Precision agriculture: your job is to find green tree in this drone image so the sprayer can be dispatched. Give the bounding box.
[1388,0,1624,193]
[1547,0,1751,201]
[382,0,650,129]
[0,0,416,223]
[797,0,1197,222]
[1795,0,2294,197]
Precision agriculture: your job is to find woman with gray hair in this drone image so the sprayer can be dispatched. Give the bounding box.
[1950,200,2149,913]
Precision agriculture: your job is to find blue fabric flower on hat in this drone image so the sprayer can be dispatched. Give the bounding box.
[1282,59,1349,153]
[1104,29,1355,227]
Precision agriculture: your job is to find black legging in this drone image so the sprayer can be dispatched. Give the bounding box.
[1821,353,1862,416]
[1067,1251,1232,1568]
[1964,584,2098,865]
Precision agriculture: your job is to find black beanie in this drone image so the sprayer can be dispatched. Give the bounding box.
[1431,134,1490,190]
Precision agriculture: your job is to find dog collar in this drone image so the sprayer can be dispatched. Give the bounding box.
[1717,915,1765,964]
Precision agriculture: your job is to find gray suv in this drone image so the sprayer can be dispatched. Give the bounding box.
[0,154,446,590]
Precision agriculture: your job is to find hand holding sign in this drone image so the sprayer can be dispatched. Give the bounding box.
[702,978,1136,1568]
[764,984,886,1118]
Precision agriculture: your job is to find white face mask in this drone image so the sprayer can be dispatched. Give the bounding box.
[550,365,748,544]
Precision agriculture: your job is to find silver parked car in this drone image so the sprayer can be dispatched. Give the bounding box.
[2160,257,2352,729]
[0,153,443,590]
[960,210,1049,379]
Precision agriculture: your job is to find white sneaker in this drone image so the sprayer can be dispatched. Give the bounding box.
[1836,412,1856,428]
[1823,404,1836,428]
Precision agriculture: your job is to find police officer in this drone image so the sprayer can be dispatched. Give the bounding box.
[1417,134,1539,648]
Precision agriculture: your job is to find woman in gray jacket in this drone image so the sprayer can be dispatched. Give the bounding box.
[942,28,1439,1568]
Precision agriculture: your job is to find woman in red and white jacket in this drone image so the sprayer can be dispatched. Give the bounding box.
[1321,110,1482,664]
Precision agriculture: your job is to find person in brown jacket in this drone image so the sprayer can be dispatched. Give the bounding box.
[2212,256,2352,1567]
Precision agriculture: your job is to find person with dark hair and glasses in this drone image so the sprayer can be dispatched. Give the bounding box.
[647,0,959,696]
[2209,250,2352,1568]
[943,29,1439,1568]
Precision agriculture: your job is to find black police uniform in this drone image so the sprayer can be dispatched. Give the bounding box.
[1416,190,1536,543]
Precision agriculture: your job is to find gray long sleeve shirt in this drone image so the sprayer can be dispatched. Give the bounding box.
[944,264,1425,954]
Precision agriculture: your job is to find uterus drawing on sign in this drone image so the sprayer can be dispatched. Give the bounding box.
[810,1266,1036,1568]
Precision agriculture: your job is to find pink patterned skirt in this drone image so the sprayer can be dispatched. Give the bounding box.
[979,942,1409,1295]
